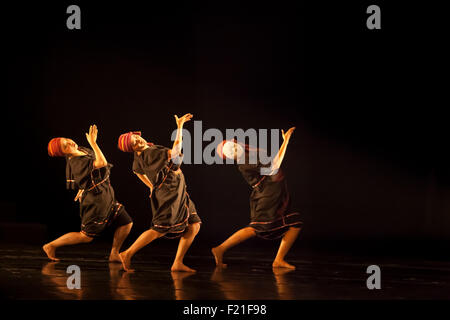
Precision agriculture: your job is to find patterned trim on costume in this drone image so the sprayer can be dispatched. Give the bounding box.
[152,191,195,238]
[249,212,301,225]
[250,212,303,240]
[80,203,123,236]
[256,222,303,240]
[153,215,190,229]
[80,230,96,237]
[100,203,123,225]
[252,176,266,189]
[256,221,303,234]
[87,168,110,192]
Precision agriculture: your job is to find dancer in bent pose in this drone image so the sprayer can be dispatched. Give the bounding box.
[212,127,302,269]
[117,113,201,272]
[44,125,133,262]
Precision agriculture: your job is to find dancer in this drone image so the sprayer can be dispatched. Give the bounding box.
[44,125,133,262]
[212,127,302,269]
[117,113,201,272]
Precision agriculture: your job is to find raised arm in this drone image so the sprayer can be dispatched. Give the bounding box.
[170,113,193,160]
[269,127,295,175]
[85,125,107,169]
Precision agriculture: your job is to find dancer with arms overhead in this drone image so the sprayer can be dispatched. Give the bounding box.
[118,113,201,272]
[44,125,133,262]
[212,127,302,269]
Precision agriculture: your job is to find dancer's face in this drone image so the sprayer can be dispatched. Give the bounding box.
[131,134,147,151]
[60,138,79,155]
[223,141,244,160]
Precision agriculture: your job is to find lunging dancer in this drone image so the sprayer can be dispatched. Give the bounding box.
[44,125,133,262]
[117,113,201,272]
[212,127,302,269]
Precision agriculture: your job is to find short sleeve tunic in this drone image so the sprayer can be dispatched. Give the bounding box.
[66,147,126,237]
[132,145,201,238]
[238,158,303,239]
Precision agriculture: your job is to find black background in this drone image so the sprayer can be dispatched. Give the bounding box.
[4,1,448,257]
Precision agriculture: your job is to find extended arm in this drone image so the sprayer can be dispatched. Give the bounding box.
[170,113,193,160]
[269,127,295,175]
[85,125,107,169]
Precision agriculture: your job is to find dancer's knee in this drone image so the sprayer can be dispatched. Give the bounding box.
[191,222,201,236]
[182,223,201,239]
[125,222,133,230]
[245,227,257,236]
[149,228,165,238]
[115,222,133,235]
[80,232,94,243]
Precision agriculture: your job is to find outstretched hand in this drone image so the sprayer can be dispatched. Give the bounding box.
[174,113,193,127]
[281,127,296,142]
[85,125,98,145]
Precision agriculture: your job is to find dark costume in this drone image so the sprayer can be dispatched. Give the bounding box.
[238,153,302,239]
[66,147,132,237]
[133,145,201,238]
[132,145,201,238]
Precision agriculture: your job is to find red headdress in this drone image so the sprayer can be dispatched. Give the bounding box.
[118,131,153,152]
[48,138,65,157]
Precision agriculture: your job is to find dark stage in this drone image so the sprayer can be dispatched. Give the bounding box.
[1,242,449,300]
[4,0,449,309]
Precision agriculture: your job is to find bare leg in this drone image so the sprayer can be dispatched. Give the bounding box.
[211,227,256,267]
[273,227,301,269]
[119,228,164,272]
[171,222,201,272]
[43,232,93,261]
[109,222,133,263]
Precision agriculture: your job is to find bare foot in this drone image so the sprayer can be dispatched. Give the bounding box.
[171,261,196,273]
[42,244,60,261]
[211,247,227,268]
[109,251,121,263]
[119,251,135,272]
[272,260,296,270]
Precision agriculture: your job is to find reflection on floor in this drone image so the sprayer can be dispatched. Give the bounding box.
[1,243,449,299]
